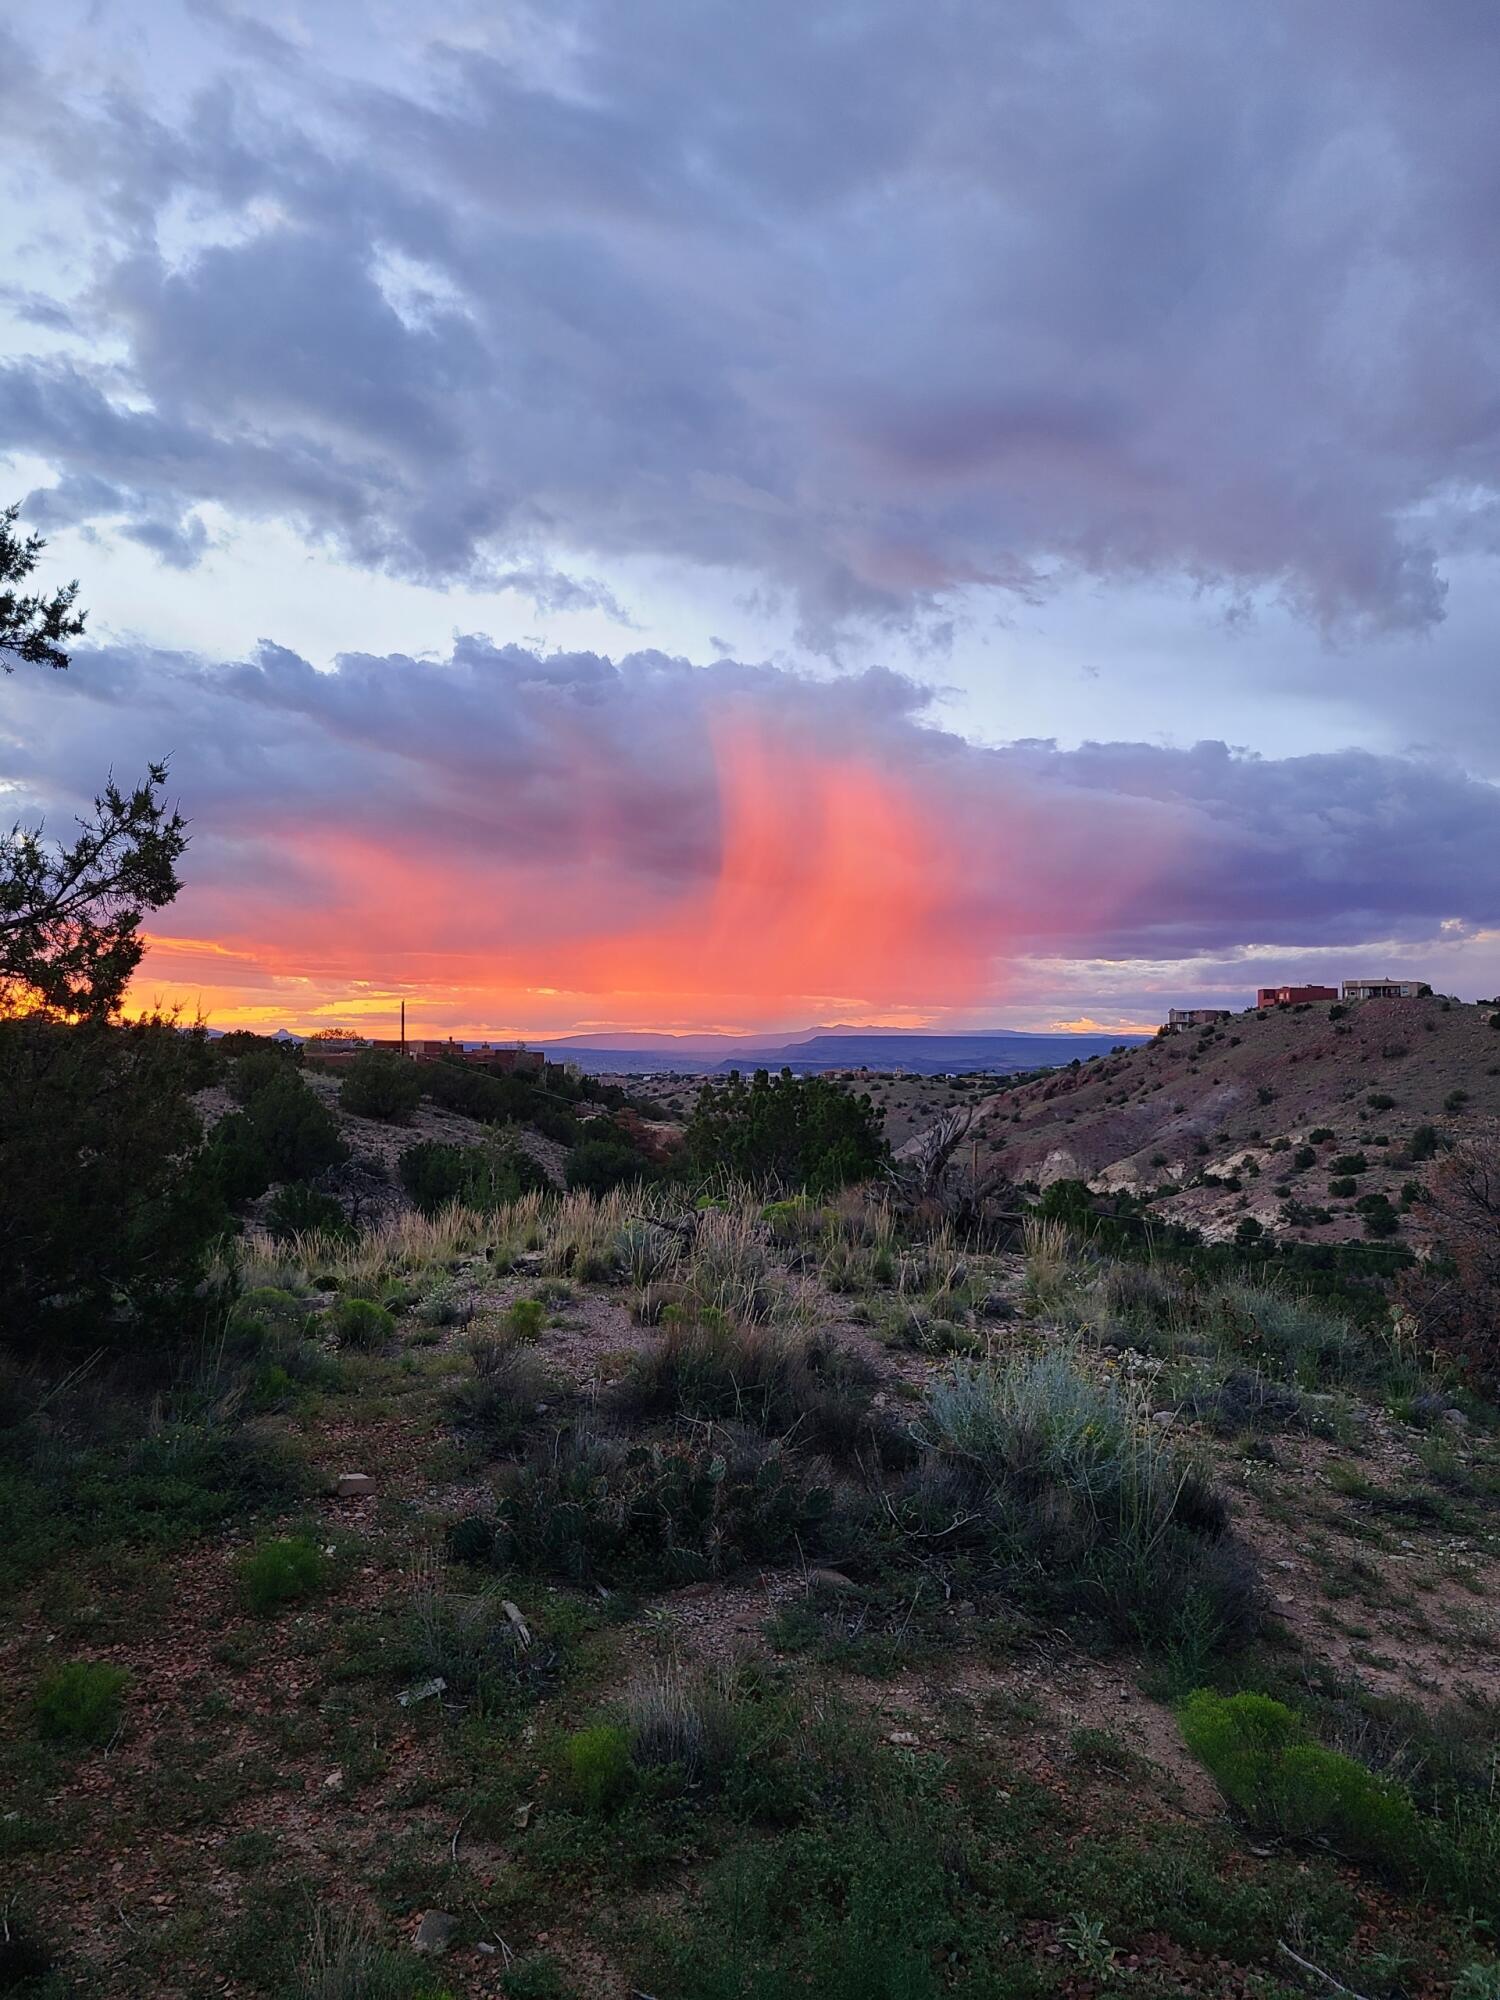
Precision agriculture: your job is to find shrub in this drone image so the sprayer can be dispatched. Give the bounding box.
[1367,1093,1397,1111]
[291,1905,446,2000]
[1292,1146,1317,1171]
[34,1660,129,1744]
[615,1313,882,1461]
[1445,1090,1471,1114]
[327,1296,395,1350]
[624,1665,743,1789]
[912,1350,1253,1661]
[1309,1127,1335,1144]
[266,1181,352,1243]
[399,1137,546,1215]
[684,1068,887,1193]
[1330,1152,1367,1176]
[495,1426,834,1588]
[1329,1177,1357,1199]
[1358,1193,1400,1238]
[402,1572,547,1713]
[1397,1138,1500,1393]
[564,1134,646,1194]
[504,1298,547,1344]
[563,1723,632,1813]
[245,1071,349,1182]
[239,1535,329,1614]
[0,1017,226,1348]
[1179,1690,1428,1882]
[339,1050,423,1124]
[1200,1282,1362,1388]
[202,1108,273,1204]
[450,1338,552,1453]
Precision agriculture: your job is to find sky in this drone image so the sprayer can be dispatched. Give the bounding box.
[2,0,1499,1038]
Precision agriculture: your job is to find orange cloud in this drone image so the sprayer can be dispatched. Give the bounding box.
[129,712,992,1034]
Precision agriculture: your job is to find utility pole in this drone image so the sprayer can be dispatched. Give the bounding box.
[400,998,406,1053]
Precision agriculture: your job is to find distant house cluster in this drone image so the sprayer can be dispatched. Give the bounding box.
[1165,977,1429,1032]
[304,1034,548,1075]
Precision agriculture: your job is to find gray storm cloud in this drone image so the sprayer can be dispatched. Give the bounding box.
[3,1,1499,645]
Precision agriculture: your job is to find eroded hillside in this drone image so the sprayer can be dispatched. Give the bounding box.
[972,994,1500,1245]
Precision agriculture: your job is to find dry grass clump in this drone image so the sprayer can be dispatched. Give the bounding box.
[615,1307,886,1462]
[623,1662,744,1786]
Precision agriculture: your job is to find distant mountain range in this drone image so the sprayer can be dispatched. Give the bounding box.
[204,1022,1147,1076]
[534,1027,1147,1076]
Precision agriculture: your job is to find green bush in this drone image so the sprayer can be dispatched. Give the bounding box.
[1200,1281,1362,1388]
[327,1296,395,1350]
[239,1534,329,1614]
[910,1351,1254,1663]
[1330,1152,1367,1176]
[34,1660,130,1744]
[684,1068,886,1193]
[398,1137,548,1215]
[266,1181,352,1243]
[1179,1690,1427,1879]
[564,1134,646,1194]
[0,1017,227,1348]
[340,1050,423,1123]
[505,1298,547,1344]
[563,1723,633,1813]
[1329,1176,1357,1198]
[244,1071,349,1182]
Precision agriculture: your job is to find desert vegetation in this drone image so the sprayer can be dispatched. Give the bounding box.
[4,1134,1498,1995]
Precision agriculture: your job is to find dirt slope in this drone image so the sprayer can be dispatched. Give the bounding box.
[970,993,1500,1244]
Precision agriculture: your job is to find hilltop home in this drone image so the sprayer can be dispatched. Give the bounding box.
[1256,984,1338,1006]
[1340,978,1425,1002]
[1165,1007,1232,1033]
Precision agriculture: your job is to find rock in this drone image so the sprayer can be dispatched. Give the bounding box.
[334,1472,373,1498]
[887,1729,920,1747]
[322,1769,344,1791]
[1151,1409,1174,1427]
[502,1600,532,1649]
[413,1911,456,1955]
[397,1676,447,1707]
[1444,1408,1470,1428]
[807,1566,859,1594]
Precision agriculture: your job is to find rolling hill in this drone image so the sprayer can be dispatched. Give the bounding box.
[970,992,1500,1245]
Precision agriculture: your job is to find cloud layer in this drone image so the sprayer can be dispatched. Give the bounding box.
[6,641,1498,1032]
[4,1,1500,645]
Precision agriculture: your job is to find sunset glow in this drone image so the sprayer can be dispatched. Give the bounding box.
[128,716,992,1036]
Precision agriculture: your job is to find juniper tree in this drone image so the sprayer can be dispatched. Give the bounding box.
[0,503,186,1018]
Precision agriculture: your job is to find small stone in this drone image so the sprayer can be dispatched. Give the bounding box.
[1444,1409,1470,1428]
[887,1729,920,1747]
[334,1472,373,1498]
[397,1676,447,1707]
[1152,1410,1174,1427]
[807,1566,859,1594]
[412,1910,456,1955]
[323,1769,344,1791]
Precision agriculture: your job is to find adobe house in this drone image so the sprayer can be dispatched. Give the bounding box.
[1341,978,1426,1001]
[1255,984,1338,1006]
[1164,1007,1233,1033]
